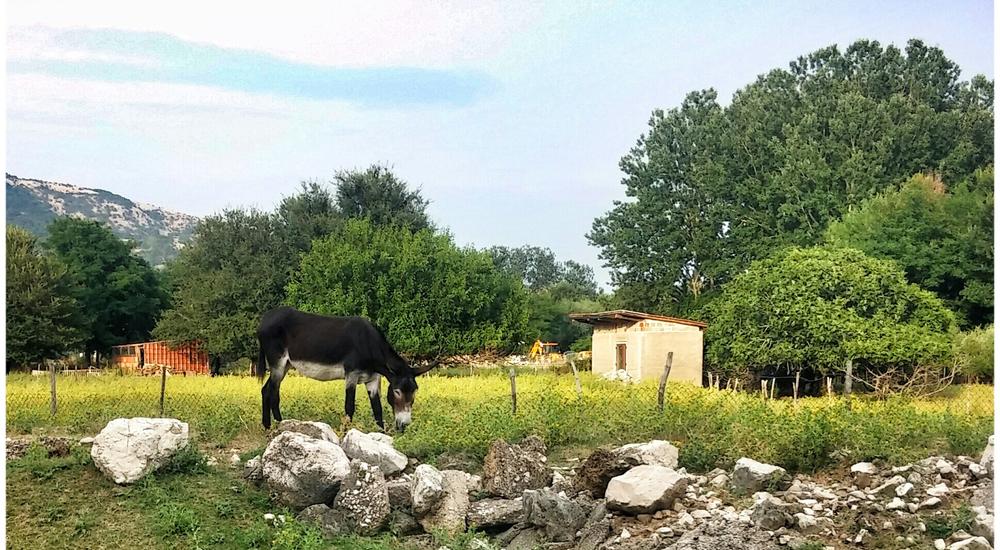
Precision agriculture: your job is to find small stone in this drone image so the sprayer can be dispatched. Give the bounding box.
[895,483,914,497]
[851,462,878,488]
[854,528,870,544]
[886,497,906,511]
[264,512,276,522]
[919,497,942,509]
[620,528,631,540]
[949,537,993,550]
[656,526,673,536]
[79,437,95,445]
[230,453,241,466]
[935,539,947,550]
[691,509,711,520]
[926,483,950,497]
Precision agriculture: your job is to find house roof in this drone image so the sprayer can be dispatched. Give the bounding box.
[568,309,707,329]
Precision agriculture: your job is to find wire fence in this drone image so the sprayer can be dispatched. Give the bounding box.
[7,359,993,470]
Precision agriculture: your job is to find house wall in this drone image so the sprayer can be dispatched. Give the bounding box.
[638,330,703,384]
[591,320,703,385]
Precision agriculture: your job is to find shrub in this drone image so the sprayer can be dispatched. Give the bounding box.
[953,325,994,382]
[705,246,957,380]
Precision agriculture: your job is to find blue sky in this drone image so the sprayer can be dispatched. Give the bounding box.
[6,1,994,288]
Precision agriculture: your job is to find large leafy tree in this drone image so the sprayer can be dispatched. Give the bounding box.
[590,39,994,315]
[287,219,530,356]
[154,209,287,362]
[827,169,993,326]
[45,218,167,364]
[334,165,431,232]
[6,226,85,369]
[705,247,956,378]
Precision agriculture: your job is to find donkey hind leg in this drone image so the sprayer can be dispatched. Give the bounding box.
[366,374,384,430]
[269,353,289,424]
[260,348,288,429]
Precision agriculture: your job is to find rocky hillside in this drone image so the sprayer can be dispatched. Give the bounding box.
[6,174,198,266]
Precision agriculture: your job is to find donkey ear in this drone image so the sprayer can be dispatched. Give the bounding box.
[411,360,440,376]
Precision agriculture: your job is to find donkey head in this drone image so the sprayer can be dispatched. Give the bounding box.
[386,360,438,433]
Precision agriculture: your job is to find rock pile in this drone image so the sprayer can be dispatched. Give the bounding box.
[238,423,993,550]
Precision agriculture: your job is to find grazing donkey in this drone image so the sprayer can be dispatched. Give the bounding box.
[256,307,436,432]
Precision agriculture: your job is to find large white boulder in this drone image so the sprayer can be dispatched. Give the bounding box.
[732,457,789,493]
[275,419,340,444]
[90,417,190,484]
[411,464,446,515]
[605,465,688,514]
[341,429,408,476]
[262,431,351,509]
[614,440,679,469]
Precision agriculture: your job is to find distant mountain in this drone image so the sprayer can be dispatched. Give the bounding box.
[6,174,199,267]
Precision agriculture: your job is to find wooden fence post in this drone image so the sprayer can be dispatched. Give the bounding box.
[508,367,517,415]
[159,364,167,417]
[657,352,673,412]
[707,372,713,389]
[826,377,833,397]
[770,378,776,400]
[793,371,800,401]
[49,362,57,416]
[761,379,767,399]
[844,359,853,396]
[569,357,583,399]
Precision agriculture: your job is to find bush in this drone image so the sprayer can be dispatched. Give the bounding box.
[705,246,957,379]
[953,325,994,382]
[287,219,531,356]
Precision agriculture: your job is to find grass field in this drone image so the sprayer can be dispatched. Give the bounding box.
[7,371,994,473]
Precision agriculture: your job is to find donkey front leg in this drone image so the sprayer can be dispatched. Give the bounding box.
[343,379,357,430]
[366,376,385,431]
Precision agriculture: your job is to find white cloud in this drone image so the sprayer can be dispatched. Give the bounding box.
[7,2,545,68]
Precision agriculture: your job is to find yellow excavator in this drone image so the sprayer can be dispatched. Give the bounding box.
[528,340,561,363]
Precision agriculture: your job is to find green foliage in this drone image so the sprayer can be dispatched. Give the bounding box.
[924,504,976,538]
[154,182,340,362]
[827,169,994,326]
[334,164,431,232]
[489,246,601,351]
[526,287,601,350]
[489,245,598,296]
[288,219,530,356]
[953,325,994,381]
[45,218,168,360]
[8,442,92,480]
[590,39,993,315]
[6,226,85,368]
[705,247,957,377]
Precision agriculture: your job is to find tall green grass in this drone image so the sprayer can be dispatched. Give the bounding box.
[7,372,993,473]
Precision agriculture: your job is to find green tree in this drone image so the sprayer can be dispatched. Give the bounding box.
[154,209,286,362]
[155,183,343,363]
[489,245,601,350]
[287,219,530,356]
[334,165,431,232]
[45,218,167,364]
[826,170,993,326]
[591,39,993,315]
[705,247,956,379]
[6,226,85,369]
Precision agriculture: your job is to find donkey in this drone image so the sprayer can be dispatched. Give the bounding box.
[256,307,436,432]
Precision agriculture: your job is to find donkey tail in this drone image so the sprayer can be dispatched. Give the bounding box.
[256,346,267,381]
